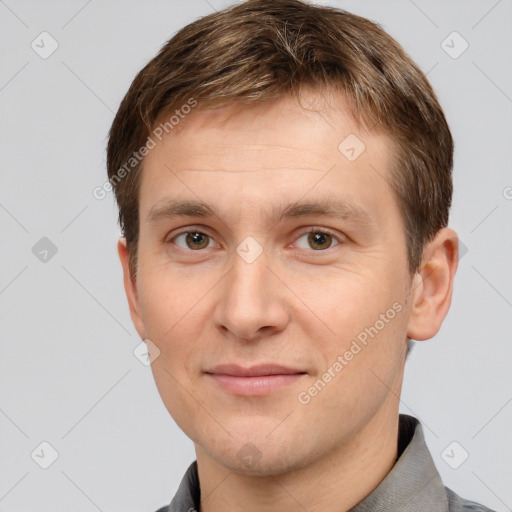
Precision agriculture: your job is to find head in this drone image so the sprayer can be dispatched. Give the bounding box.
[108,0,458,476]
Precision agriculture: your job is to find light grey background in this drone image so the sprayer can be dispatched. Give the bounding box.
[1,0,511,510]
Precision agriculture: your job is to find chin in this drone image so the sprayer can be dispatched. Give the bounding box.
[206,435,314,478]
[223,451,300,477]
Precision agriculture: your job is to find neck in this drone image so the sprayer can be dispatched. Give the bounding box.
[196,404,400,512]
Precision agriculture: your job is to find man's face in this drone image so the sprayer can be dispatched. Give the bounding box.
[122,90,416,475]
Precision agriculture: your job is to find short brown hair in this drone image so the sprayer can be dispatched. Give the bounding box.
[107,0,453,279]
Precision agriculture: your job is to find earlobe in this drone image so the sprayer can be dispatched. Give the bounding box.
[406,228,459,341]
[117,237,146,339]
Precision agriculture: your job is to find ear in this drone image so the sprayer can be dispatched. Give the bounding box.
[406,228,459,341]
[117,237,146,340]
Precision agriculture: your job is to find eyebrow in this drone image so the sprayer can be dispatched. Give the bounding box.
[146,197,373,227]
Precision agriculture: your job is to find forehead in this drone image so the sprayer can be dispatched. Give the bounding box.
[139,91,399,226]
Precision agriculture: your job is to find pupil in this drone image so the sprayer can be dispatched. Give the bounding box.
[188,232,207,249]
[309,232,330,250]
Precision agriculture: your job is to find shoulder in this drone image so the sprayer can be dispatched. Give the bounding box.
[446,486,497,511]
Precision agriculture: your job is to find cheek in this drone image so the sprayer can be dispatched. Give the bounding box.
[136,263,207,379]
[138,257,205,331]
[299,266,410,402]
[292,266,401,340]
[149,359,203,440]
[139,268,207,434]
[301,295,408,424]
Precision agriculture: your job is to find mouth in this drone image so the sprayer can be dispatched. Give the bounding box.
[204,364,307,396]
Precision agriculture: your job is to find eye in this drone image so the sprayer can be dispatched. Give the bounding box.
[171,231,217,250]
[167,227,343,253]
[294,229,342,251]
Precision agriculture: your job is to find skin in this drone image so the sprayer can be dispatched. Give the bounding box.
[118,88,459,512]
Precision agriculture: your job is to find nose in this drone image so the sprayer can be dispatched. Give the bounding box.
[211,244,290,342]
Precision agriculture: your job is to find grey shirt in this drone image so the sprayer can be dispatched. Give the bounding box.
[155,414,495,512]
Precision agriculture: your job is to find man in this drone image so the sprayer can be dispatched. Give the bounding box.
[106,0,495,510]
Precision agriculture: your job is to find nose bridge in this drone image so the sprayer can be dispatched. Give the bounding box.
[212,239,288,340]
[226,243,271,315]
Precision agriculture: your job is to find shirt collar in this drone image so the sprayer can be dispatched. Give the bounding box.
[167,414,448,512]
[349,414,448,511]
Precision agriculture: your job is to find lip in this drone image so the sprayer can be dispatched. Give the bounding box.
[205,364,307,396]
[206,364,305,377]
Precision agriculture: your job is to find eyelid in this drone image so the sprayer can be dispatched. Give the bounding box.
[165,225,345,251]
[165,225,219,246]
[291,226,345,250]
[294,226,344,240]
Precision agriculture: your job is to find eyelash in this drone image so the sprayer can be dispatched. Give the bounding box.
[166,226,344,254]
